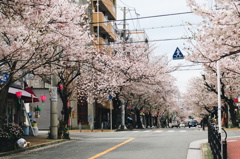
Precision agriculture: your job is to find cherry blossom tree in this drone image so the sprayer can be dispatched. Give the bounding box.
[0,0,91,128]
[70,38,180,128]
[183,77,217,117]
[183,63,240,126]
[29,1,95,127]
[185,0,240,126]
[186,0,240,65]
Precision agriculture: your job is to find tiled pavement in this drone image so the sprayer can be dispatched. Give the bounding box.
[227,138,240,159]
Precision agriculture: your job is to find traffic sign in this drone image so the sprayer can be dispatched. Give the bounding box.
[0,73,9,83]
[172,47,184,60]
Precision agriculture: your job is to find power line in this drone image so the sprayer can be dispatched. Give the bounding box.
[96,37,190,46]
[90,11,193,24]
[96,23,195,36]
[118,0,134,8]
[143,24,196,30]
[178,64,202,68]
[176,68,203,71]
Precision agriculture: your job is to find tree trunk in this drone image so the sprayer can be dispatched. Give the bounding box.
[62,96,70,127]
[224,104,229,128]
[135,108,143,128]
[59,88,71,127]
[0,86,10,129]
[227,99,237,127]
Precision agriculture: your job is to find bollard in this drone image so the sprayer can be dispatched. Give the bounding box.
[79,122,82,132]
[91,124,94,132]
[222,140,227,159]
[101,122,103,132]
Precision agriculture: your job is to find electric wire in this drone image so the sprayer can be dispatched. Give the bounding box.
[128,9,142,41]
[97,23,195,36]
[96,37,190,46]
[118,0,134,8]
[134,9,142,30]
[90,11,193,24]
[176,68,203,71]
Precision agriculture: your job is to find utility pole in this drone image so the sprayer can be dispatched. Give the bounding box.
[109,95,113,130]
[120,7,127,130]
[123,7,126,41]
[217,61,221,133]
[97,0,100,53]
[50,74,58,139]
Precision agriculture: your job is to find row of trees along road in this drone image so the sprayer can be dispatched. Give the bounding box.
[0,0,180,129]
[184,0,240,127]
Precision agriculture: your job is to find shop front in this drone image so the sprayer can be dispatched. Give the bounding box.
[7,86,39,136]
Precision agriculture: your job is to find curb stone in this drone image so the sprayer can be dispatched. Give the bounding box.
[187,139,208,159]
[0,139,71,158]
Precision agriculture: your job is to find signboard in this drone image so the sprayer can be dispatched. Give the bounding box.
[0,73,9,83]
[173,47,184,60]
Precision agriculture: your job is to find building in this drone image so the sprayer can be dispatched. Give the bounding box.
[26,0,118,130]
[91,0,117,55]
[77,0,117,129]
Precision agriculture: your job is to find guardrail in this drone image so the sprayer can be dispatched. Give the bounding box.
[207,120,227,159]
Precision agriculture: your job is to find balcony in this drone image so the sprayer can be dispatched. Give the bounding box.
[94,37,112,55]
[92,12,116,41]
[93,0,116,20]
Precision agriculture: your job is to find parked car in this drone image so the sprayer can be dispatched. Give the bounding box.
[179,121,186,128]
[188,120,198,128]
[171,121,179,128]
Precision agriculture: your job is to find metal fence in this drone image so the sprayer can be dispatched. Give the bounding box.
[207,120,227,159]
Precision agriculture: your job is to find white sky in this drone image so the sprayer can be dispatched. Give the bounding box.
[116,0,205,93]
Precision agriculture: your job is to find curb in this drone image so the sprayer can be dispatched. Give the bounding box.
[187,139,208,159]
[69,129,117,133]
[0,139,70,157]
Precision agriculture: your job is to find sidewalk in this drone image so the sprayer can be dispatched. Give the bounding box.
[227,138,240,159]
[0,131,65,157]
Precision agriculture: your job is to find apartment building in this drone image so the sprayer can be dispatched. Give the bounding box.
[91,0,117,55]
[77,0,117,128]
[26,0,118,130]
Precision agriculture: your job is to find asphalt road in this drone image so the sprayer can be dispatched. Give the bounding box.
[6,127,210,159]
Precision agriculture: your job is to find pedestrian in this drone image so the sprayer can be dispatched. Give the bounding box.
[222,111,227,127]
[202,115,208,131]
[204,106,217,119]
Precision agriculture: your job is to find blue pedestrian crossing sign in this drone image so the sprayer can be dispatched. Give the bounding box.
[172,47,184,60]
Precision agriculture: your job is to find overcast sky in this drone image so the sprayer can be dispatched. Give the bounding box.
[116,0,205,93]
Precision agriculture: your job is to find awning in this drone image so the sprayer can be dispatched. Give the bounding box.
[24,82,39,103]
[8,87,39,103]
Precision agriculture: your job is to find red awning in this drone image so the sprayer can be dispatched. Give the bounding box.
[8,87,38,103]
[24,82,39,103]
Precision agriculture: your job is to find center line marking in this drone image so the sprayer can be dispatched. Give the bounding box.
[88,137,135,159]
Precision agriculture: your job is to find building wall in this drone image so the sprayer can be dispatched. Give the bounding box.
[70,98,78,128]
[29,88,63,130]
